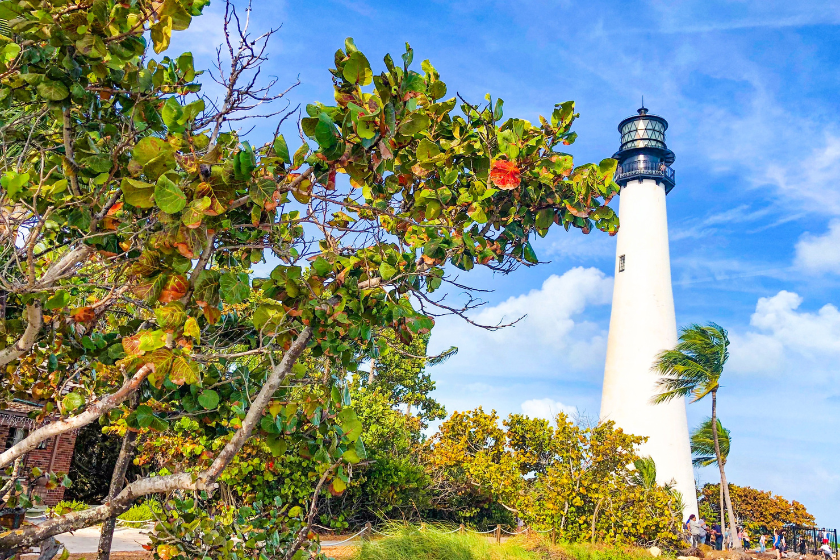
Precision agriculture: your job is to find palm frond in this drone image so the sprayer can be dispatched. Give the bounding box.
[690,417,730,467]
[652,323,730,404]
[630,456,657,490]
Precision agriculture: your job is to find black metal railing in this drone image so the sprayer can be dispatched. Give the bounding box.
[614,161,675,183]
[783,525,838,557]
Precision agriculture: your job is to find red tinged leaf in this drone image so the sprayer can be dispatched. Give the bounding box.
[73,307,96,323]
[158,274,189,303]
[202,305,221,325]
[489,159,521,190]
[122,334,142,356]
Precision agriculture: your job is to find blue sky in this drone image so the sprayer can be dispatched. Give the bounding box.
[172,1,840,526]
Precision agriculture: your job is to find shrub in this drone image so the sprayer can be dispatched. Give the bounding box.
[117,500,164,526]
[50,500,88,516]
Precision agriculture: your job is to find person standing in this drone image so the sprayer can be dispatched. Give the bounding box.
[713,523,724,550]
[689,516,703,548]
[774,529,784,559]
[760,533,767,553]
[743,528,751,551]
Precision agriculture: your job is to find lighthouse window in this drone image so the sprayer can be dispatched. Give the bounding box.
[618,255,625,272]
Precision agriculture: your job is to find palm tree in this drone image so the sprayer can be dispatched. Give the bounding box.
[630,456,658,490]
[691,418,732,540]
[653,323,741,549]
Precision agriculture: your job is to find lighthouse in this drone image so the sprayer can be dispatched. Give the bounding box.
[599,106,698,517]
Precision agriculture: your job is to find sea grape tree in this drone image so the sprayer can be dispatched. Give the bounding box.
[0,0,619,554]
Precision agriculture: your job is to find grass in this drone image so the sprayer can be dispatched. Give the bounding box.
[352,524,534,560]
[348,524,663,560]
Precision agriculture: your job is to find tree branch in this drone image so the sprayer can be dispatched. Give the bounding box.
[0,326,313,549]
[0,363,154,469]
[0,300,42,367]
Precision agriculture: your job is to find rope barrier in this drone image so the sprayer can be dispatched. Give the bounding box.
[322,528,367,546]
[501,529,527,535]
[469,528,498,534]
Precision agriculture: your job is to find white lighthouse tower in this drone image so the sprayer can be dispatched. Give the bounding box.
[600,106,697,517]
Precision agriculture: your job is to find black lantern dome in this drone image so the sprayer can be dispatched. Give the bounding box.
[613,105,676,193]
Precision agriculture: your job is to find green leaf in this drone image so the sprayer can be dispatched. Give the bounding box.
[220,272,250,304]
[287,506,302,518]
[523,241,538,264]
[45,290,70,310]
[536,208,554,230]
[314,113,338,149]
[342,51,372,85]
[62,392,84,411]
[135,405,155,428]
[150,15,173,54]
[75,34,106,58]
[193,270,220,306]
[253,304,285,334]
[378,262,396,281]
[273,134,290,163]
[154,175,186,213]
[293,143,308,168]
[249,179,276,207]
[36,80,69,101]
[132,137,174,166]
[341,447,361,464]
[138,330,166,352]
[121,177,155,208]
[181,197,210,228]
[312,257,331,277]
[399,113,430,136]
[197,389,219,410]
[337,408,363,442]
[416,138,440,161]
[161,97,185,130]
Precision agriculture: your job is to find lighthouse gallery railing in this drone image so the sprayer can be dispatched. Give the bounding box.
[614,161,675,183]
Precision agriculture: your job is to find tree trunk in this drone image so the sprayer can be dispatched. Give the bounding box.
[97,397,140,560]
[712,391,741,549]
[718,478,726,547]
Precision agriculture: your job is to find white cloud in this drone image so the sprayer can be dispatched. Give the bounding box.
[795,221,840,274]
[429,267,613,380]
[521,398,577,422]
[729,291,840,376]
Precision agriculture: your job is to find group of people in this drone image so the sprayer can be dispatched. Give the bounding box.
[684,516,835,560]
[685,514,748,551]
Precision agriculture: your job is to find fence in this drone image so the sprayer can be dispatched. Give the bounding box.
[323,522,557,546]
[783,525,838,557]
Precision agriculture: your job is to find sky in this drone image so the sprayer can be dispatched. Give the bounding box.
[170,0,840,527]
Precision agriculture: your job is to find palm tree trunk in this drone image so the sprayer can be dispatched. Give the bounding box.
[712,391,741,549]
[719,480,726,547]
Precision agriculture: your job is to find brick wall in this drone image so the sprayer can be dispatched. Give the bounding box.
[1,422,79,506]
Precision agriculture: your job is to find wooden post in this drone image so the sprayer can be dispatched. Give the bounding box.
[364,522,371,541]
[552,527,556,545]
[496,524,501,544]
[459,524,465,535]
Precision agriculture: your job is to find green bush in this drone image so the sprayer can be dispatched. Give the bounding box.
[354,524,534,560]
[50,500,88,515]
[117,500,164,526]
